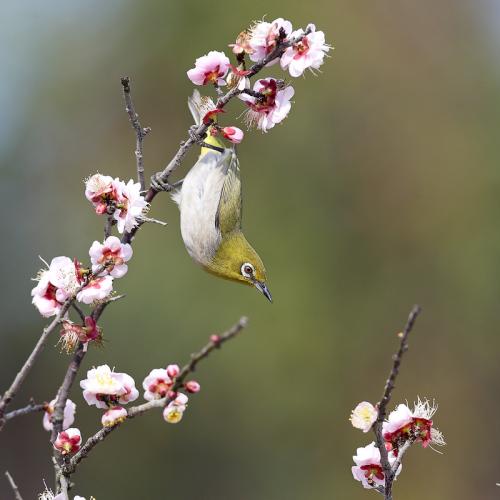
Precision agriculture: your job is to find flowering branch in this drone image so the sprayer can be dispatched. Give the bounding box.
[373,305,421,500]
[4,471,23,500]
[62,316,248,476]
[121,25,317,245]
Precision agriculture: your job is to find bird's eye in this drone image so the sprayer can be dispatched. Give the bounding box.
[241,263,255,278]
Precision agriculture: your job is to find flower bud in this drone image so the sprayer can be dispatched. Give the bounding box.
[166,364,180,378]
[185,380,201,393]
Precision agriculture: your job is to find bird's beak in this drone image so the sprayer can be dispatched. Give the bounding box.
[254,280,273,303]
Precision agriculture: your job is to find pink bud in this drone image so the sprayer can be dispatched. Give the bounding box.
[222,126,244,144]
[166,364,180,378]
[167,390,178,400]
[185,380,201,393]
[210,334,221,344]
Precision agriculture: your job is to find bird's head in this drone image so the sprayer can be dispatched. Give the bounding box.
[206,231,272,302]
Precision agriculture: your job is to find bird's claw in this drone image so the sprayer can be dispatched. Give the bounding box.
[189,125,205,144]
[150,172,173,192]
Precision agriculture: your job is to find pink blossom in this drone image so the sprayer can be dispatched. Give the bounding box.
[53,427,81,455]
[383,399,445,454]
[43,398,76,432]
[32,257,79,317]
[76,275,113,304]
[113,179,148,234]
[166,364,180,378]
[80,365,138,409]
[280,24,330,77]
[222,126,244,144]
[89,236,133,278]
[59,316,102,353]
[229,31,254,56]
[85,173,115,214]
[240,78,294,132]
[185,380,201,393]
[142,368,173,401]
[249,18,293,64]
[187,51,230,86]
[351,442,401,489]
[163,392,189,424]
[101,406,127,427]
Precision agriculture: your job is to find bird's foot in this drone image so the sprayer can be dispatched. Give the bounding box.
[189,125,205,144]
[150,172,173,192]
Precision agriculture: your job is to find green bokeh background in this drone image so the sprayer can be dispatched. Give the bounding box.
[1,1,499,498]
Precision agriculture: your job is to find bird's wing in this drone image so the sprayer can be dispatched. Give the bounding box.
[215,149,242,235]
[188,89,216,126]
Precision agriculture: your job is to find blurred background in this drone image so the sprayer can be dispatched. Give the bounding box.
[1,0,499,498]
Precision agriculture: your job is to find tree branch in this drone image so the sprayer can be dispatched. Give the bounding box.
[64,316,248,475]
[5,400,46,421]
[4,471,23,500]
[121,77,151,191]
[372,305,421,500]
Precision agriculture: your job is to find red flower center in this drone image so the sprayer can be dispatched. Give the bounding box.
[360,464,384,481]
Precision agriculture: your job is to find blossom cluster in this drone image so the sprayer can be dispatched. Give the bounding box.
[349,399,445,490]
[186,18,330,135]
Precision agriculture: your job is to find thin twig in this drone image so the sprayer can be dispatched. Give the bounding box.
[121,77,151,191]
[0,300,73,428]
[104,214,115,239]
[372,305,421,500]
[64,316,248,475]
[4,471,23,500]
[5,400,45,421]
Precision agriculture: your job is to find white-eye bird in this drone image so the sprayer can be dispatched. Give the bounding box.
[172,91,272,301]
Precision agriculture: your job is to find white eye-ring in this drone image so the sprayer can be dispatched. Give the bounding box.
[241,262,255,278]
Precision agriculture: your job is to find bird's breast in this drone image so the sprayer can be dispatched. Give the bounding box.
[174,152,225,266]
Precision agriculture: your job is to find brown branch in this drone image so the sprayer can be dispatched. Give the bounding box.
[5,400,45,421]
[372,305,421,500]
[4,471,23,500]
[0,300,74,428]
[121,77,151,191]
[64,316,248,475]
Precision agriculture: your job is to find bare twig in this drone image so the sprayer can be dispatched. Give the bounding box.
[121,77,151,191]
[104,214,115,239]
[0,300,73,428]
[64,316,248,475]
[5,400,45,421]
[4,471,23,500]
[372,305,421,500]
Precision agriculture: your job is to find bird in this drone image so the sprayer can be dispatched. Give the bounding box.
[171,91,272,302]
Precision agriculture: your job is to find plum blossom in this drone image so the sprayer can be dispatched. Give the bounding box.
[89,236,133,278]
[222,126,244,144]
[166,364,180,378]
[53,427,82,455]
[280,24,330,77]
[32,257,80,317]
[229,31,254,56]
[184,380,201,393]
[383,399,445,455]
[227,64,251,91]
[249,18,293,64]
[101,406,127,427]
[76,275,113,305]
[80,365,138,409]
[43,398,76,432]
[350,401,377,433]
[143,368,174,401]
[163,393,189,424]
[187,51,230,86]
[352,442,401,489]
[113,179,148,234]
[240,78,294,132]
[85,173,116,214]
[60,316,102,353]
